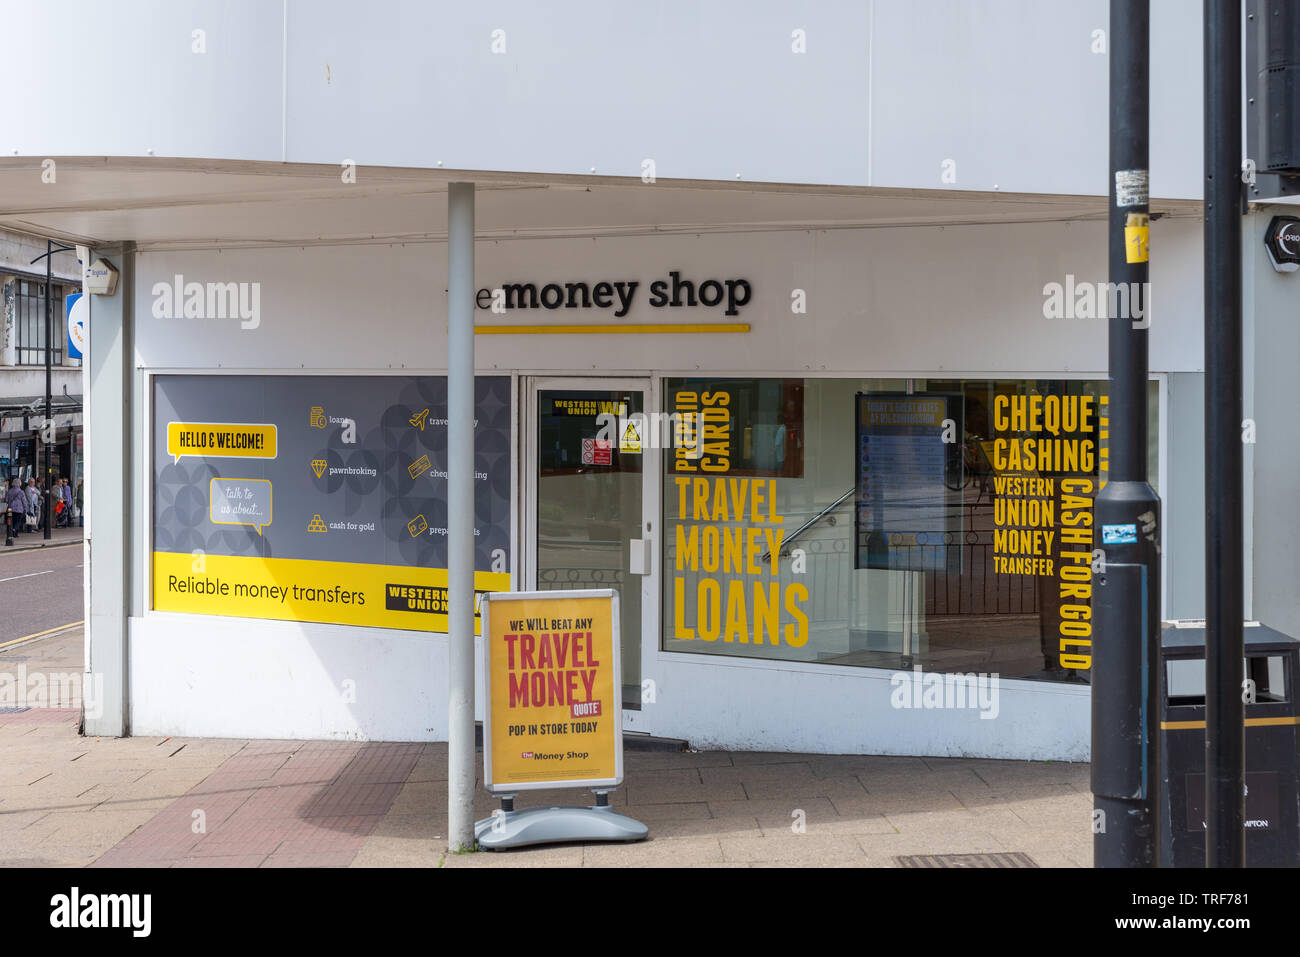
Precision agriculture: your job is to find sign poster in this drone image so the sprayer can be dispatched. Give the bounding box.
[66,292,87,360]
[666,378,803,477]
[985,389,1102,672]
[662,381,810,648]
[152,374,511,633]
[481,590,621,792]
[855,393,960,572]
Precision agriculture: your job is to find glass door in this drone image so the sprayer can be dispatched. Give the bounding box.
[525,378,657,726]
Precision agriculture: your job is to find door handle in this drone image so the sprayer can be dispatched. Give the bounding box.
[629,538,651,575]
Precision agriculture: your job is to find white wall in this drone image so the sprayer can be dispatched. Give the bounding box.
[130,614,1089,759]
[4,0,1203,197]
[132,217,1205,374]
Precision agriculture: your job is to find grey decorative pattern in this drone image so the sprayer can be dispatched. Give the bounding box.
[152,375,511,572]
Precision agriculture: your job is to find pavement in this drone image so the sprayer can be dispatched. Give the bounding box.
[0,626,1094,868]
[2,524,83,554]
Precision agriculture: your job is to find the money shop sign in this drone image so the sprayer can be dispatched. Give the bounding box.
[482,591,622,791]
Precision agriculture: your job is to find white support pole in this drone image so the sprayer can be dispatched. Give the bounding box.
[447,183,476,852]
[84,244,132,736]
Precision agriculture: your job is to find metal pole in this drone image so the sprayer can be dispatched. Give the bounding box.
[44,240,52,541]
[1092,0,1162,868]
[1203,0,1245,868]
[447,182,477,852]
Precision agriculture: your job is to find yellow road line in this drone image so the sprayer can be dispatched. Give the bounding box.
[1162,715,1300,730]
[0,620,84,650]
[475,323,750,335]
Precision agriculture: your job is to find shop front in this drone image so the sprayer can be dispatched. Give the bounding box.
[120,210,1206,760]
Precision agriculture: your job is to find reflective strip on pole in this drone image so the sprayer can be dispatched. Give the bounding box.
[447,182,476,852]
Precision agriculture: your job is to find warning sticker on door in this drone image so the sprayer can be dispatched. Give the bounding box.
[620,420,642,454]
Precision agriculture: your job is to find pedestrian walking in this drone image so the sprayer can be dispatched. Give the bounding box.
[24,478,40,532]
[6,478,27,540]
[54,478,70,528]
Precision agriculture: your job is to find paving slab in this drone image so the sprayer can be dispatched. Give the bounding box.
[0,625,1098,869]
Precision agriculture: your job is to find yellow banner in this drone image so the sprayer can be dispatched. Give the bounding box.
[153,551,508,634]
[484,593,620,790]
[167,422,277,463]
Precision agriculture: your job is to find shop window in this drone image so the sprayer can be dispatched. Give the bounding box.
[661,376,1159,683]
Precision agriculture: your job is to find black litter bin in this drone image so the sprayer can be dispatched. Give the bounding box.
[1160,621,1300,866]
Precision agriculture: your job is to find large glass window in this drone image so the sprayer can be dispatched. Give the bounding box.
[662,376,1159,683]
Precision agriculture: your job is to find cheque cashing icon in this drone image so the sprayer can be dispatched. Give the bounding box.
[310,458,327,479]
[408,454,431,480]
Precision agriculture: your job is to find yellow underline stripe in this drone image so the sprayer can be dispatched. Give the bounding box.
[0,620,84,649]
[474,323,750,335]
[1162,715,1300,730]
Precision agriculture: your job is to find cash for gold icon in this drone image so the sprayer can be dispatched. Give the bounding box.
[310,458,327,479]
[408,454,432,480]
[306,514,328,533]
[408,513,428,537]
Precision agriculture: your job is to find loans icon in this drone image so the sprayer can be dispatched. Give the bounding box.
[407,513,428,537]
[409,408,430,431]
[408,454,431,479]
[310,406,327,429]
[306,514,328,533]
[310,458,327,479]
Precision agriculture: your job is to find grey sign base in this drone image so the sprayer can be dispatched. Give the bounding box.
[474,804,649,851]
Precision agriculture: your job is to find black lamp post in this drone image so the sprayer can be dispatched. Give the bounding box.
[29,239,75,541]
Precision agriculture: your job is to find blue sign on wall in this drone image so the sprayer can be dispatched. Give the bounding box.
[66,292,86,360]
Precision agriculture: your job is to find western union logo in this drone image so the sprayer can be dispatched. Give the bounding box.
[386,583,448,613]
[385,583,489,616]
[310,458,327,479]
[307,514,328,533]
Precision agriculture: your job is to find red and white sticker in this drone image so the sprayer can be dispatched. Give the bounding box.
[581,437,612,465]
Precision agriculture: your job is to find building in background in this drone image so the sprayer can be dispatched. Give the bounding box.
[0,231,82,491]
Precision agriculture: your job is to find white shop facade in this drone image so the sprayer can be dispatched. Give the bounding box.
[69,175,1214,761]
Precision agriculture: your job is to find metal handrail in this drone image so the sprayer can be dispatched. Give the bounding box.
[761,487,855,563]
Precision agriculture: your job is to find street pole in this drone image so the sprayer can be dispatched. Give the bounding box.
[29,239,74,542]
[1203,0,1245,868]
[1092,0,1162,868]
[446,182,477,853]
[43,240,52,540]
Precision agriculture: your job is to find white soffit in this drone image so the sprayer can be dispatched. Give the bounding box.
[0,157,1203,251]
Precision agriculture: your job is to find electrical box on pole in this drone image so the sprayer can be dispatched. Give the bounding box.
[1246,1,1300,199]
